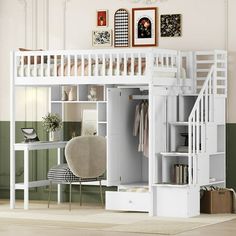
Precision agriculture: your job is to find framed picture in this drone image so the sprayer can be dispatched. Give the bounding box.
[92,29,112,47]
[114,8,129,47]
[97,9,108,27]
[160,14,182,37]
[132,7,158,47]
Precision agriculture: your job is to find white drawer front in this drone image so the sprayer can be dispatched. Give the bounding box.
[105,191,149,212]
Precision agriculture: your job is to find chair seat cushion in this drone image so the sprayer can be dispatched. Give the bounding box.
[48,164,100,183]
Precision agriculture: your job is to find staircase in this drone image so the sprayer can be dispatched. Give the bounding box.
[154,51,227,217]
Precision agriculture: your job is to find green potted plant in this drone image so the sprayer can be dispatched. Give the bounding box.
[42,113,62,141]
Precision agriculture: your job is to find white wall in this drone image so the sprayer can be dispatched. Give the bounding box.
[227,0,236,123]
[0,0,235,122]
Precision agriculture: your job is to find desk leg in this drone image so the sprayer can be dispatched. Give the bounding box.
[10,148,15,209]
[57,148,62,203]
[24,149,29,210]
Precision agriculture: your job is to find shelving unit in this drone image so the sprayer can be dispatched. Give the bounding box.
[50,84,109,139]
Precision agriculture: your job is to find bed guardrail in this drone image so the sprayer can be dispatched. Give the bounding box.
[14,49,180,81]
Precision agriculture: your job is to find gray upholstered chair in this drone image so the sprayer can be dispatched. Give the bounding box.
[47,135,106,210]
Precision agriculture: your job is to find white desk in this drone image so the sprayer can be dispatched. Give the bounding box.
[10,141,67,209]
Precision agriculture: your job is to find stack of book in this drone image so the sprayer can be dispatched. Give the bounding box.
[174,164,188,184]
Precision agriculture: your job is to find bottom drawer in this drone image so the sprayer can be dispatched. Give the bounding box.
[105,191,149,212]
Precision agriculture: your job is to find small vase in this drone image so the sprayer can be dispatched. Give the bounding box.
[68,87,76,101]
[61,90,68,101]
[49,130,60,141]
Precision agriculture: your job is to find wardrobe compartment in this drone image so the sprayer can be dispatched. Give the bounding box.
[105,87,149,212]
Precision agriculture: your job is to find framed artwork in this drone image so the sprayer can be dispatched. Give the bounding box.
[114,9,129,47]
[92,29,112,47]
[160,14,182,37]
[132,7,158,47]
[97,10,108,27]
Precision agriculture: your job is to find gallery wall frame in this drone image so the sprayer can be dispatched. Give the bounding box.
[97,9,108,27]
[92,29,113,47]
[132,7,158,47]
[160,14,182,37]
[114,8,129,47]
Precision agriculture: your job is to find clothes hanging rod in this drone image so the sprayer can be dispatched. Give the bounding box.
[117,85,149,91]
[128,95,149,100]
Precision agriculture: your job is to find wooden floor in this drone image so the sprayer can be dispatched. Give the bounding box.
[0,218,236,236]
[0,200,236,236]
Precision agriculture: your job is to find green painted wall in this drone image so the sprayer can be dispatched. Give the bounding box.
[0,121,114,204]
[226,124,236,190]
[1,122,235,203]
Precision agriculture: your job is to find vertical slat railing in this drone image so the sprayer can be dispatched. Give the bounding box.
[60,54,64,77]
[74,54,78,77]
[188,65,215,185]
[68,55,71,77]
[102,54,106,76]
[138,53,141,76]
[124,53,127,76]
[81,54,84,76]
[21,56,24,77]
[131,53,134,76]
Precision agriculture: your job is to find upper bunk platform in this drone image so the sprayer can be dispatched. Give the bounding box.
[11,48,193,87]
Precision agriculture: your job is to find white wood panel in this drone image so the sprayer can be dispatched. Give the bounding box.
[107,88,121,186]
[155,186,200,217]
[106,191,149,212]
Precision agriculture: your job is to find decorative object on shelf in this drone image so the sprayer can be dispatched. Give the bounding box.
[61,90,68,101]
[21,128,40,143]
[92,29,112,47]
[81,110,97,136]
[88,87,97,101]
[160,14,182,37]
[97,9,108,27]
[180,132,188,146]
[174,164,188,184]
[132,7,158,47]
[68,87,76,101]
[114,9,129,47]
[42,113,62,141]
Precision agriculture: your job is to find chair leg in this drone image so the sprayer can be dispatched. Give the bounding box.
[69,182,72,211]
[79,181,82,206]
[99,179,104,207]
[47,181,52,208]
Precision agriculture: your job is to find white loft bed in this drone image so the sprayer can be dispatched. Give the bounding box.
[10,48,227,217]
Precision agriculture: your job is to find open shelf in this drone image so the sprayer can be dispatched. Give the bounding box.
[160,152,189,157]
[153,183,189,188]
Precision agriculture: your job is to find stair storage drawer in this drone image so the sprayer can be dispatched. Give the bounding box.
[105,191,149,212]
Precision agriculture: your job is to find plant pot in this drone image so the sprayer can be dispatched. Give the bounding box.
[49,130,61,141]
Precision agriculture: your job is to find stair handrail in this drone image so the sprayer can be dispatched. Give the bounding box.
[188,65,215,185]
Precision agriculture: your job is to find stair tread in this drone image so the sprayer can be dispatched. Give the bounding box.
[161,152,189,157]
[170,122,189,126]
[180,94,199,96]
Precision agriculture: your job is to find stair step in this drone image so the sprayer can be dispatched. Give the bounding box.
[180,94,199,96]
[196,69,211,72]
[196,60,214,64]
[170,121,206,126]
[170,122,188,126]
[161,152,189,157]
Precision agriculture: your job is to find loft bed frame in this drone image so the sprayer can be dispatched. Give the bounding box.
[10,48,227,217]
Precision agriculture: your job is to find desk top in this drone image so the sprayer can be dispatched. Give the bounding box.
[14,141,67,150]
